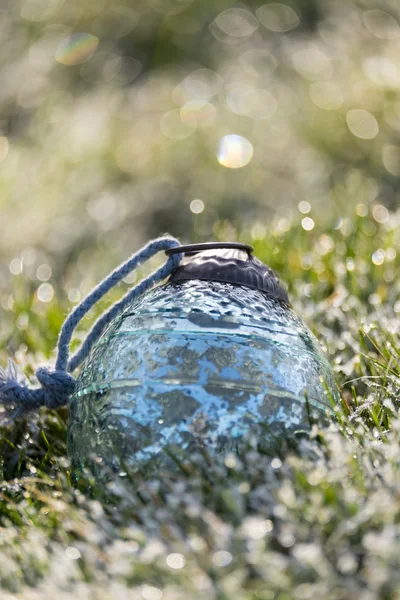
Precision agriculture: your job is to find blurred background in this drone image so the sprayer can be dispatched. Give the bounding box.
[1,0,400,359]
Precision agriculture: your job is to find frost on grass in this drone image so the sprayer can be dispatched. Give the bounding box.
[2,214,400,598]
[1,411,400,599]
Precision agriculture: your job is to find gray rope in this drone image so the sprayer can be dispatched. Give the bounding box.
[0,236,182,420]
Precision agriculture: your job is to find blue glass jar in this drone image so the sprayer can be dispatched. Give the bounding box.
[68,244,338,474]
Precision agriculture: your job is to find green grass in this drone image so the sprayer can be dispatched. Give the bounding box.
[1,210,400,598]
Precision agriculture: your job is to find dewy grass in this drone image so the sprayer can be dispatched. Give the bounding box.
[1,213,400,598]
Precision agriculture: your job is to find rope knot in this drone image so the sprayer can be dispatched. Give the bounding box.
[0,236,181,420]
[36,368,76,409]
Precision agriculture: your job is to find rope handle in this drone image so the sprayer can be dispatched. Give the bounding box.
[0,236,182,421]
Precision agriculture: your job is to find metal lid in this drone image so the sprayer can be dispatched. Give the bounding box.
[166,243,289,303]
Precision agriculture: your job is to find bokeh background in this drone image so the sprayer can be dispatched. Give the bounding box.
[1,0,400,358]
[3,5,400,596]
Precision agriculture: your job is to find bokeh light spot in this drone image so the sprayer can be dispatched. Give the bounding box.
[212,551,232,567]
[81,54,141,85]
[310,81,343,110]
[372,204,389,223]
[239,48,277,76]
[213,8,259,38]
[55,33,99,66]
[301,217,315,231]
[65,546,81,560]
[112,57,142,86]
[356,204,368,217]
[37,264,52,281]
[251,223,266,239]
[256,3,300,33]
[166,553,186,569]
[227,87,277,120]
[10,258,23,275]
[372,249,385,266]
[180,100,216,128]
[21,0,64,22]
[363,57,400,90]
[148,0,193,16]
[0,137,9,162]
[240,517,274,539]
[382,145,400,176]
[37,283,54,303]
[224,453,237,468]
[141,586,163,600]
[217,135,253,168]
[190,199,204,214]
[292,48,333,81]
[174,69,222,104]
[17,313,29,331]
[160,109,194,140]
[346,109,379,140]
[298,201,311,214]
[68,289,81,303]
[87,193,117,222]
[387,248,397,261]
[239,482,250,494]
[363,10,400,40]
[108,6,139,38]
[271,457,282,469]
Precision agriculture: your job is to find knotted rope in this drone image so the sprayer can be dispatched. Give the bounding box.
[0,236,182,421]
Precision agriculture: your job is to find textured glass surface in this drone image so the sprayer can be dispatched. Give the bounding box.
[68,281,338,473]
